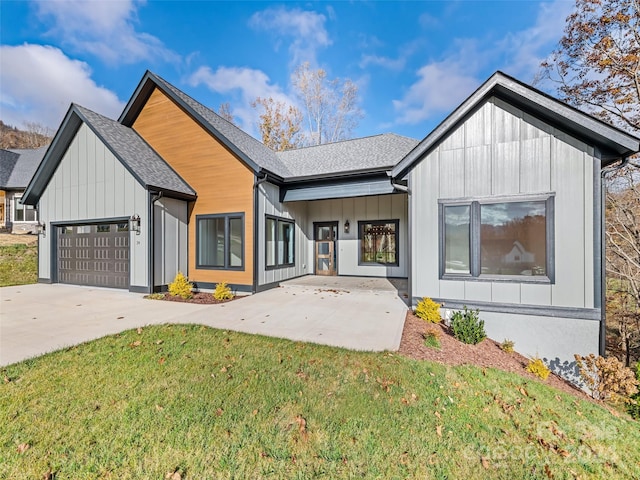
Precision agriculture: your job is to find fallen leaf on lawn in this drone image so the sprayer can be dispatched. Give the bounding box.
[434,411,441,419]
[180,341,187,345]
[401,397,409,405]
[137,327,142,334]
[156,339,164,345]
[295,415,308,441]
[155,404,164,411]
[158,357,166,365]
[43,469,54,480]
[130,340,142,347]
[216,408,224,416]
[558,448,571,458]
[252,409,258,416]
[544,464,553,479]
[4,376,10,383]
[519,387,528,397]
[165,470,181,480]
[481,456,490,469]
[17,443,30,453]
[436,425,442,437]
[220,366,227,373]
[411,393,417,400]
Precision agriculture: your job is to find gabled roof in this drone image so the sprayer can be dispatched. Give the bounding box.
[392,71,640,179]
[0,146,46,190]
[23,104,196,205]
[119,71,293,179]
[276,133,419,180]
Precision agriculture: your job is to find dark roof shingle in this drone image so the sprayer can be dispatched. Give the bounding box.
[0,146,46,189]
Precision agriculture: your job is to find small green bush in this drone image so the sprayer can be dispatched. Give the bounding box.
[415,297,442,323]
[527,357,551,380]
[423,327,442,350]
[146,293,166,300]
[213,282,234,301]
[450,307,486,345]
[169,272,193,299]
[501,339,515,353]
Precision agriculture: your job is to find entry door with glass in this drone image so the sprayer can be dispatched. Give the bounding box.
[314,222,338,276]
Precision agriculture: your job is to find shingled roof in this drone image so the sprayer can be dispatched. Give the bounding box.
[0,146,46,189]
[23,104,195,204]
[277,133,419,180]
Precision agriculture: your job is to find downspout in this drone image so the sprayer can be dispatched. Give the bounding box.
[599,156,629,356]
[148,190,163,293]
[390,174,412,307]
[253,172,269,294]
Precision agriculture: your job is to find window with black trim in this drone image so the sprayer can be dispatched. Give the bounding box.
[359,220,399,266]
[440,195,554,281]
[13,196,37,222]
[196,213,244,270]
[266,216,295,268]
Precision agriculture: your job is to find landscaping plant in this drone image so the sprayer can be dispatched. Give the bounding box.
[574,353,638,402]
[500,339,515,354]
[168,272,193,300]
[423,327,442,350]
[450,307,486,345]
[526,357,551,381]
[213,282,234,301]
[414,297,442,323]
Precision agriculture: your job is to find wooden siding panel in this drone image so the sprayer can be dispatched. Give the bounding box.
[132,88,255,286]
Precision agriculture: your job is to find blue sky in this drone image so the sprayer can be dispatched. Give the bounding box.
[0,0,575,141]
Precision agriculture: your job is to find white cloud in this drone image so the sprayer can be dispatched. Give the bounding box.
[0,44,124,129]
[391,0,573,126]
[392,63,478,125]
[188,66,296,134]
[249,7,331,66]
[359,54,405,71]
[34,0,179,64]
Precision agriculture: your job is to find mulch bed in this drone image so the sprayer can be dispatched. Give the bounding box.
[398,311,590,400]
[145,292,235,305]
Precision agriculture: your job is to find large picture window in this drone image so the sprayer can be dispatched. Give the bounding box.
[359,220,399,266]
[13,196,37,222]
[196,213,244,270]
[266,216,295,269]
[440,195,554,281]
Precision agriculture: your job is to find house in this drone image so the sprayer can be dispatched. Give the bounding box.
[0,146,46,233]
[22,70,639,369]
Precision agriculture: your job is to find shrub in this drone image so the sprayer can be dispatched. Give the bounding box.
[415,298,442,323]
[526,357,551,380]
[168,272,193,300]
[500,339,515,354]
[213,282,234,301]
[146,293,165,300]
[575,354,638,402]
[627,362,640,419]
[450,307,486,345]
[423,327,442,350]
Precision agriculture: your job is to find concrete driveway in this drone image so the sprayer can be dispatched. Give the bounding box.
[0,277,408,367]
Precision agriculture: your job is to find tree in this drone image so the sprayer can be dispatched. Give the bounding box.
[291,62,362,146]
[540,0,640,364]
[217,102,236,125]
[539,0,640,136]
[251,97,302,151]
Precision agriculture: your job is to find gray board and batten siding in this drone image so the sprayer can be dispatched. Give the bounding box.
[407,96,601,363]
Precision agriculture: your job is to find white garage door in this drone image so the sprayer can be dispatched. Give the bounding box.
[57,222,130,289]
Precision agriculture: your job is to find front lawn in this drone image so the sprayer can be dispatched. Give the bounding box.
[1,325,639,479]
[0,236,37,287]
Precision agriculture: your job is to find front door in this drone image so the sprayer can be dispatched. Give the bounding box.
[314,222,338,276]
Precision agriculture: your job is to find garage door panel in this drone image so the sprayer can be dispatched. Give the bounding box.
[57,223,130,289]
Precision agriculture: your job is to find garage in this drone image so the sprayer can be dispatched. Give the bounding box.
[57,222,130,289]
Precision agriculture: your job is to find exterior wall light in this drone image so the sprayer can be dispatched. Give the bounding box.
[344,220,350,234]
[130,214,141,235]
[36,222,46,237]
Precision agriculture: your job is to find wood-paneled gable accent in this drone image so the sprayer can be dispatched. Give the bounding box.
[132,87,254,286]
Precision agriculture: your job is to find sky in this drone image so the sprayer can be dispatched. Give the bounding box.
[0,0,576,142]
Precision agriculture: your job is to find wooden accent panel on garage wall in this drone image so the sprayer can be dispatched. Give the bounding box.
[132,87,254,286]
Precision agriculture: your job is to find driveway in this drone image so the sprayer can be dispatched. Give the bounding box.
[0,277,408,366]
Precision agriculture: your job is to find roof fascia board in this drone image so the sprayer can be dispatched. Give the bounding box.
[282,167,392,184]
[120,71,263,175]
[145,185,197,201]
[392,71,640,179]
[22,104,81,205]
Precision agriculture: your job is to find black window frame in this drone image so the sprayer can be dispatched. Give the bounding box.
[439,194,555,283]
[358,219,400,267]
[265,215,296,270]
[196,213,245,270]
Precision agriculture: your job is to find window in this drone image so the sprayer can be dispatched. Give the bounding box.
[266,216,295,268]
[13,196,37,222]
[359,220,399,266]
[196,213,244,269]
[440,196,554,281]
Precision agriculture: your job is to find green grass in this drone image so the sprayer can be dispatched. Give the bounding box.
[0,243,37,287]
[2,325,639,479]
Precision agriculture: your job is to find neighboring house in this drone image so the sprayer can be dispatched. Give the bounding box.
[22,70,639,370]
[0,146,46,233]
